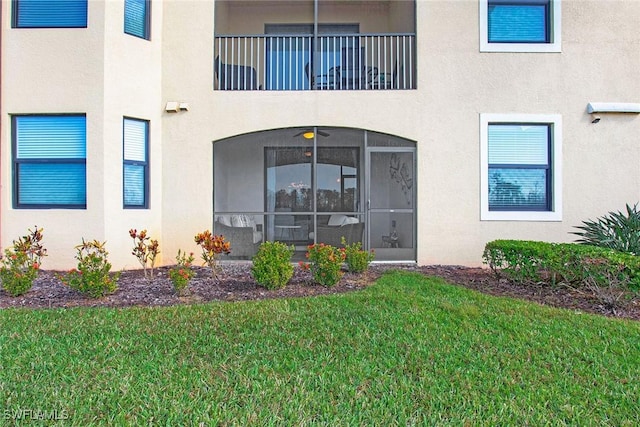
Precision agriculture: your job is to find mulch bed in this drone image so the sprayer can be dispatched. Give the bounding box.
[1,264,638,321]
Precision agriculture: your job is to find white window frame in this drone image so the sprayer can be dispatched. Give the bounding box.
[480,113,562,221]
[479,0,562,53]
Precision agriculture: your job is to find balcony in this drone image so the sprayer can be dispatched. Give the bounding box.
[214,0,416,91]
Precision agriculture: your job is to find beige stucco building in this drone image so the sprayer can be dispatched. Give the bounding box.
[1,0,639,270]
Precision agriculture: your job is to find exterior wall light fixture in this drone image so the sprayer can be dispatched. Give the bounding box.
[165,101,190,113]
[587,102,640,124]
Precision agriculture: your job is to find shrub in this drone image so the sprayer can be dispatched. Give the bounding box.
[0,226,47,296]
[129,229,160,278]
[482,240,640,291]
[194,231,231,280]
[60,239,119,298]
[572,203,640,255]
[482,240,552,284]
[302,243,346,287]
[341,237,375,273]
[251,241,294,290]
[169,250,195,295]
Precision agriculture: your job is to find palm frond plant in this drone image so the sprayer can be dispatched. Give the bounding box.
[572,203,640,255]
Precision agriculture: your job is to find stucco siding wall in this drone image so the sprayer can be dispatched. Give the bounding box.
[1,1,108,268]
[1,0,164,269]
[3,0,639,269]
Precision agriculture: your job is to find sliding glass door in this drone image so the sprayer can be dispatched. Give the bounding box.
[265,144,360,245]
[265,24,359,90]
[265,147,312,242]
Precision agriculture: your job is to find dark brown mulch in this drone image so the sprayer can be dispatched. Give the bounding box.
[1,264,638,321]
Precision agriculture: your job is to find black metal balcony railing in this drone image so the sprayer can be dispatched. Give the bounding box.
[214,33,416,91]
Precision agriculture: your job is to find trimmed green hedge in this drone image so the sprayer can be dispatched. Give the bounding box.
[482,240,640,290]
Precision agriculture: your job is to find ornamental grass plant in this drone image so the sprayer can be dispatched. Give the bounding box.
[572,203,640,255]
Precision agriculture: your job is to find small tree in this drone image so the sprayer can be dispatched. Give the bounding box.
[194,230,231,280]
[129,229,160,278]
[169,250,196,296]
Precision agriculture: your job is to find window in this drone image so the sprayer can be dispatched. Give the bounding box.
[123,118,149,208]
[124,0,150,39]
[13,115,87,208]
[12,0,87,28]
[480,114,562,221]
[480,0,561,52]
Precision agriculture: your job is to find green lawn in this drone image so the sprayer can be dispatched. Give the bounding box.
[1,270,638,426]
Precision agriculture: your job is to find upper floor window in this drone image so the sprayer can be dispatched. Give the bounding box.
[124,0,150,39]
[480,0,561,52]
[123,118,149,208]
[12,115,87,209]
[480,114,562,221]
[12,0,87,28]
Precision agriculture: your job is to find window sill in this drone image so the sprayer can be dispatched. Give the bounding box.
[480,42,561,53]
[481,211,562,221]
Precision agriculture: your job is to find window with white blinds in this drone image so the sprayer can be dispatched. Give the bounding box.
[480,0,561,52]
[12,0,88,28]
[480,114,562,221]
[124,0,150,40]
[488,124,550,211]
[123,118,149,208]
[13,115,87,208]
[488,0,549,43]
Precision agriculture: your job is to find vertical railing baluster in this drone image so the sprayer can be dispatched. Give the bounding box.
[294,36,298,90]
[384,35,387,89]
[307,36,311,90]
[270,36,274,90]
[377,35,381,90]
[287,37,291,90]
[275,36,278,90]
[363,35,367,90]
[336,35,340,89]
[216,37,220,89]
[224,37,229,90]
[407,36,412,89]
[243,36,247,89]
[402,35,406,90]
[260,36,264,90]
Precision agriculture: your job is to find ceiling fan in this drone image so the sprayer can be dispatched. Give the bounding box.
[293,129,330,139]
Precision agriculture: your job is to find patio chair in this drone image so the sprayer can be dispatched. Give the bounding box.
[305,62,339,89]
[339,47,367,89]
[214,215,263,259]
[215,56,261,90]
